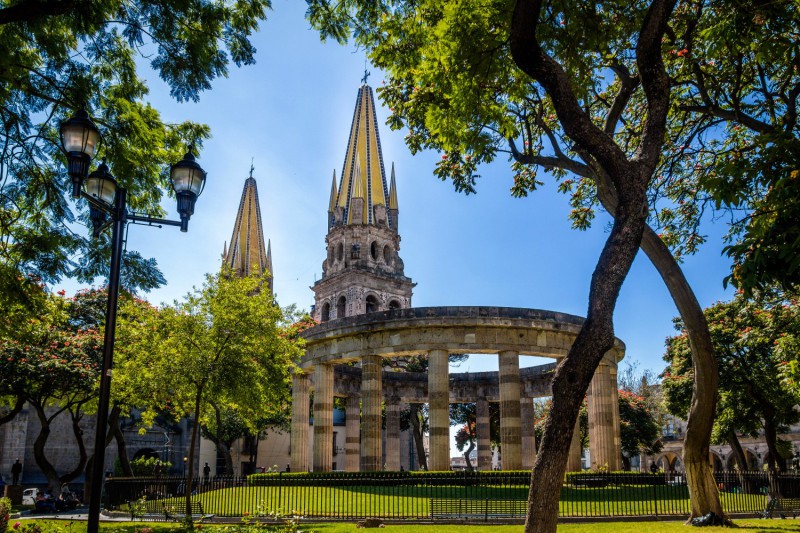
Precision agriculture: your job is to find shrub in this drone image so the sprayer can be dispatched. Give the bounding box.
[0,497,11,533]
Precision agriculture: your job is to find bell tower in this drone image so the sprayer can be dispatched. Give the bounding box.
[312,83,414,322]
[224,171,273,293]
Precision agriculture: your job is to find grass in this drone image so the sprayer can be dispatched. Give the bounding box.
[147,484,766,518]
[15,518,800,533]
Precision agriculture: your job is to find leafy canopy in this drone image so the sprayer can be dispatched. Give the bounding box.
[0,0,270,304]
[306,0,800,293]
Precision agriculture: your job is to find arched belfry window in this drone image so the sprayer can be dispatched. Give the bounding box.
[321,302,331,322]
[336,296,347,318]
[388,299,401,310]
[366,295,379,313]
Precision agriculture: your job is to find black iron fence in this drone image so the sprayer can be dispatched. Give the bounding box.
[104,470,797,521]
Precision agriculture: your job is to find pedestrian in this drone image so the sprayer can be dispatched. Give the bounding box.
[203,462,211,484]
[11,459,22,485]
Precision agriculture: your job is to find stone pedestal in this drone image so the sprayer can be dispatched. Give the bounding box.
[313,364,334,472]
[345,395,360,471]
[4,485,22,505]
[476,399,492,471]
[385,398,401,471]
[361,355,382,471]
[520,398,536,469]
[498,350,521,470]
[428,349,450,471]
[290,372,310,472]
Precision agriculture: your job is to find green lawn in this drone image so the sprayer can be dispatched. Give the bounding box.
[149,484,766,518]
[16,519,800,533]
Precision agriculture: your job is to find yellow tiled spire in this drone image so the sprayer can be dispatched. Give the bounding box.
[224,176,271,291]
[328,170,338,212]
[388,162,398,210]
[352,159,365,199]
[337,84,390,225]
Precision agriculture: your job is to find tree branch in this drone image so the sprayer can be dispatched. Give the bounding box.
[635,0,678,171]
[509,0,630,183]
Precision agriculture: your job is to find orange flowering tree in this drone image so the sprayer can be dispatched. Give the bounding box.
[0,289,102,492]
[663,294,800,472]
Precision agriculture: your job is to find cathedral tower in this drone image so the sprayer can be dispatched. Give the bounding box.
[312,83,414,321]
[224,173,273,293]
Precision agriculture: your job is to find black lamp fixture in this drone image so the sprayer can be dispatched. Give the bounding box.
[59,108,207,533]
[60,109,101,198]
[170,149,207,231]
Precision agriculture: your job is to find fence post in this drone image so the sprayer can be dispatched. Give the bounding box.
[652,473,659,517]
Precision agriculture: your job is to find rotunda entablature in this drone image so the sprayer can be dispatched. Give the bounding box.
[299,306,625,369]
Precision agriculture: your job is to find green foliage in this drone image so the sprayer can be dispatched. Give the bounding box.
[0,0,270,302]
[129,457,173,477]
[113,268,301,495]
[305,0,800,295]
[618,390,662,458]
[663,294,800,468]
[0,496,10,533]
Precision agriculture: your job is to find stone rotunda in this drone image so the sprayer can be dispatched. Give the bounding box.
[291,82,624,473]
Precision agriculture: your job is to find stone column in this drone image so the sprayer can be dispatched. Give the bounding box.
[476,399,492,471]
[588,362,617,470]
[361,355,383,471]
[520,398,536,469]
[312,363,334,472]
[290,371,310,472]
[498,350,522,470]
[428,349,450,471]
[566,416,582,472]
[610,364,622,471]
[385,397,401,470]
[345,395,360,471]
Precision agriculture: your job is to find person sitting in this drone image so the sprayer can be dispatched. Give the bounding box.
[35,491,56,513]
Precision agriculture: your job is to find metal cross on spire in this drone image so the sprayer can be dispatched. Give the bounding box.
[249,157,255,178]
[362,59,370,85]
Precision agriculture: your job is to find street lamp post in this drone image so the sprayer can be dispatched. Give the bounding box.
[60,110,207,533]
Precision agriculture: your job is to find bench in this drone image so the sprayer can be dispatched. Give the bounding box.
[762,497,800,519]
[430,498,526,520]
[127,500,164,521]
[161,501,215,522]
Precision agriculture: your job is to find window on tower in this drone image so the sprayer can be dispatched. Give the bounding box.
[351,243,361,259]
[370,241,378,260]
[337,296,347,318]
[321,302,331,322]
[366,295,379,313]
[388,299,401,310]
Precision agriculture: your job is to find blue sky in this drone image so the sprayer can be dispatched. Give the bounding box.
[60,0,735,380]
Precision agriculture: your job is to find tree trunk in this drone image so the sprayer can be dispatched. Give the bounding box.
[31,402,63,493]
[408,404,428,470]
[638,226,725,520]
[464,441,476,471]
[588,141,723,521]
[61,404,88,484]
[762,413,785,472]
[523,188,646,532]
[728,430,755,494]
[508,0,677,529]
[109,405,133,477]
